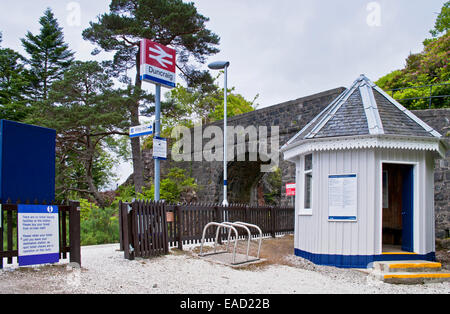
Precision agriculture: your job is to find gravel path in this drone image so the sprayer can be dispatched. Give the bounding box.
[0,243,449,294]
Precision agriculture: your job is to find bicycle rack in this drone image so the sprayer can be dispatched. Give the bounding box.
[199,221,263,266]
[199,222,239,264]
[233,222,263,260]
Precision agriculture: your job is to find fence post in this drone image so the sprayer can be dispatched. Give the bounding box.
[245,205,250,224]
[270,206,276,238]
[69,200,81,267]
[119,201,124,251]
[176,205,183,250]
[121,202,134,260]
[215,204,223,244]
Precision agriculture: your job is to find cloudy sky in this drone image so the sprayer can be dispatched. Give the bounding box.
[0,0,446,185]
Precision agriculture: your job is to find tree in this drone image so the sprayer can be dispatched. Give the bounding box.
[0,45,30,121]
[430,1,450,38]
[376,2,450,109]
[82,0,220,194]
[29,61,129,206]
[21,8,74,101]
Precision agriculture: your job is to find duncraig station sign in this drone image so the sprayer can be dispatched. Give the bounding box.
[140,39,176,88]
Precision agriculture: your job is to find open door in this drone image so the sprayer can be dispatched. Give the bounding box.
[401,165,414,252]
[382,163,414,253]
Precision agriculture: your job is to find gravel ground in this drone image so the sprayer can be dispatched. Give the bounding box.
[1,240,449,294]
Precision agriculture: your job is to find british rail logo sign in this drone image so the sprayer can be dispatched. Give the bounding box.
[140,39,176,89]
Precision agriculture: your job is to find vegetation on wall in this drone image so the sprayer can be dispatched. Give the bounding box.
[376,1,450,109]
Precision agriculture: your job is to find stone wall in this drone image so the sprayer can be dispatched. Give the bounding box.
[414,109,450,239]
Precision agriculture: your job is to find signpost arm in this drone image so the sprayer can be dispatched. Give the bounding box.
[154,84,161,201]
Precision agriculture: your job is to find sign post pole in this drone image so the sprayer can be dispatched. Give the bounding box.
[154,84,161,201]
[139,38,176,202]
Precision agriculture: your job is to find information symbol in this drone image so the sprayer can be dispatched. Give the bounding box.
[47,206,54,213]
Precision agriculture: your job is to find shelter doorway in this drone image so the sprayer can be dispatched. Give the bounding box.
[382,163,414,253]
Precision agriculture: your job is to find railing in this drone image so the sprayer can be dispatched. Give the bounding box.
[386,82,450,109]
[119,201,294,260]
[0,200,81,268]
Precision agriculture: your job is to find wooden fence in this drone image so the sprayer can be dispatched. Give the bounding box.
[119,201,294,260]
[0,201,81,268]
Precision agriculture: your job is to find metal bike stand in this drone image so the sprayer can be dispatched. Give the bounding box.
[222,222,252,263]
[233,222,263,260]
[199,222,239,264]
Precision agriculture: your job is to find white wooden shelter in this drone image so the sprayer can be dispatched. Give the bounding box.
[281,75,448,268]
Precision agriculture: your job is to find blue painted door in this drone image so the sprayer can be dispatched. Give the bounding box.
[401,165,414,252]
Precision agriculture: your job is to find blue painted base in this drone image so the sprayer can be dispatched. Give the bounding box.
[294,248,436,269]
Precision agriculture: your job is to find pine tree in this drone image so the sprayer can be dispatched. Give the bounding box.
[83,0,220,193]
[30,61,129,205]
[0,31,31,121]
[21,8,74,101]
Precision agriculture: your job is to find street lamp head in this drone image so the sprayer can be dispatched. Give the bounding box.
[208,61,230,70]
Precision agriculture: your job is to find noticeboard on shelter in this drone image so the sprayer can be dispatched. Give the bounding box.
[328,174,357,221]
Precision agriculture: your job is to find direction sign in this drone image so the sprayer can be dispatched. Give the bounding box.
[129,123,153,138]
[140,39,176,89]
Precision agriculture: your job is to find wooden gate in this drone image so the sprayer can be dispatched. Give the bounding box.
[119,200,169,260]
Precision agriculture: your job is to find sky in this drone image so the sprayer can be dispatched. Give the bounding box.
[0,0,446,187]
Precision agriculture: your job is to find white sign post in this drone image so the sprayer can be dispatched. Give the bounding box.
[18,205,60,266]
[140,39,176,201]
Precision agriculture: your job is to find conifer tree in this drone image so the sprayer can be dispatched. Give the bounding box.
[0,31,30,121]
[21,8,74,101]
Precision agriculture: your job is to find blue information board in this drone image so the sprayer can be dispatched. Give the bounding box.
[0,120,56,203]
[18,204,60,266]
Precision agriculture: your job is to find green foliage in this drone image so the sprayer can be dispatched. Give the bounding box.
[115,168,198,203]
[82,0,220,87]
[82,0,221,193]
[21,8,74,101]
[80,204,119,246]
[264,168,282,205]
[149,167,198,203]
[430,1,450,38]
[376,2,450,110]
[28,61,129,204]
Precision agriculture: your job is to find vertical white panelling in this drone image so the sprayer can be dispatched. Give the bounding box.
[426,152,436,253]
[296,147,435,258]
[294,158,301,250]
[321,150,330,255]
[367,149,377,254]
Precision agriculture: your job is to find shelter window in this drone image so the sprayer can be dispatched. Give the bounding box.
[304,154,313,210]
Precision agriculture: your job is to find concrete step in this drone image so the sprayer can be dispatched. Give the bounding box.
[381,272,450,285]
[374,260,442,273]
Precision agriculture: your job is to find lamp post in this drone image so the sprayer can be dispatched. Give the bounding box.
[208,61,230,206]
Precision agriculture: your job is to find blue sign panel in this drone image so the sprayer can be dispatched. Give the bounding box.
[0,120,56,203]
[18,205,60,266]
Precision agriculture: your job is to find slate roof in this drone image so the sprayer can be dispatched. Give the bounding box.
[283,75,441,149]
